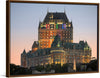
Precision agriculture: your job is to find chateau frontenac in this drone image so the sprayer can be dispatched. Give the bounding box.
[21,12,91,68]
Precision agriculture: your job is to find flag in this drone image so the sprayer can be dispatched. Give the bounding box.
[56,24,58,29]
[62,24,64,29]
[64,24,66,29]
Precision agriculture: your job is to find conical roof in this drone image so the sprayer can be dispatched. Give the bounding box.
[32,41,39,48]
[22,49,26,54]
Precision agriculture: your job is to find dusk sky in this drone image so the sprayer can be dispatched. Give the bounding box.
[10,3,97,65]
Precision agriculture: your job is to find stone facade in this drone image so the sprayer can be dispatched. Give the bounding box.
[21,12,91,68]
[21,40,91,68]
[38,12,73,49]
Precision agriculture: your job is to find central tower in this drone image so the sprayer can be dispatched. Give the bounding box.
[38,12,73,49]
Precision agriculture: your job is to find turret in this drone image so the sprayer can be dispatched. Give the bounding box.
[32,41,39,53]
[21,49,27,68]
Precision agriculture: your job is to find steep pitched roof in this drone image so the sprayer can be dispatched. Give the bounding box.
[23,49,26,53]
[22,49,26,55]
[63,41,91,50]
[32,41,39,48]
[43,12,69,23]
[27,48,51,58]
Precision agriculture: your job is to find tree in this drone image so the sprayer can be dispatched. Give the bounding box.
[86,60,98,71]
[10,64,32,75]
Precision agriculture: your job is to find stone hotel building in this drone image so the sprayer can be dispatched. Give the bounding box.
[21,12,91,68]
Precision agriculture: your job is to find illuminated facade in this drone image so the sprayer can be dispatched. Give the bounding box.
[38,12,73,49]
[21,12,91,68]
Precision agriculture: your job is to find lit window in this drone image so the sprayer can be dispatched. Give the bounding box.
[50,24,54,29]
[50,37,52,39]
[69,24,71,27]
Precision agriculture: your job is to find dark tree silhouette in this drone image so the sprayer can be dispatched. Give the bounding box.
[10,64,32,75]
[86,60,98,71]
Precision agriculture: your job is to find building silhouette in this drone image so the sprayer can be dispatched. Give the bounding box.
[21,12,91,68]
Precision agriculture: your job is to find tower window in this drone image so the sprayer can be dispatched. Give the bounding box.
[50,24,54,29]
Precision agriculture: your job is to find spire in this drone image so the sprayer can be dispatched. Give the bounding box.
[70,21,73,28]
[64,8,69,22]
[32,41,39,48]
[64,7,66,14]
[39,17,41,22]
[22,49,26,54]
[47,7,49,13]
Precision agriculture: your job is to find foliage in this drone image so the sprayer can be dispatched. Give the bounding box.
[34,63,69,73]
[10,64,32,75]
[10,60,98,75]
[35,65,44,72]
[86,60,98,71]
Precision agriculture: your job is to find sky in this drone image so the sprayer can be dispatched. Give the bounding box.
[10,3,97,65]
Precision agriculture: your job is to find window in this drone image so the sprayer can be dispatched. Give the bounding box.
[50,37,52,39]
[50,34,52,36]
[50,24,54,29]
[58,24,62,29]
[46,24,50,29]
[69,24,71,27]
[50,31,52,33]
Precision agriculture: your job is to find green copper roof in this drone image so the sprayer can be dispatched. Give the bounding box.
[26,48,51,58]
[63,41,91,50]
[25,39,91,58]
[51,34,63,48]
